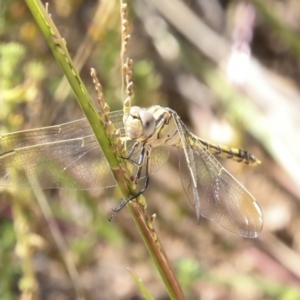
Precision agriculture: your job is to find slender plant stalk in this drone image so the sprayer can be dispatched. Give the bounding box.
[13,194,39,300]
[28,173,85,300]
[24,0,185,299]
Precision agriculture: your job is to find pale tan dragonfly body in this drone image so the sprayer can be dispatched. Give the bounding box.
[0,105,263,237]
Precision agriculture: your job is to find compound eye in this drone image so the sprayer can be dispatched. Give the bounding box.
[130,106,142,115]
[140,110,156,136]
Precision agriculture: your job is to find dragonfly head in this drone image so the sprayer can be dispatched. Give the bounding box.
[123,106,156,141]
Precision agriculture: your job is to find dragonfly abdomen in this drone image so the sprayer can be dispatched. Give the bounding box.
[197,137,260,166]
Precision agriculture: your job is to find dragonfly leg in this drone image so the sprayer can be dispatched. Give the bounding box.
[121,141,140,163]
[122,141,149,167]
[133,145,147,182]
[109,148,151,220]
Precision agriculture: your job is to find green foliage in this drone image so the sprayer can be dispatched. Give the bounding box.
[176,258,203,292]
[127,268,155,300]
[0,42,26,88]
[132,60,164,107]
[0,220,20,300]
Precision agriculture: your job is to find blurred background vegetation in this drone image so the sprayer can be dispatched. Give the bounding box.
[1,0,300,299]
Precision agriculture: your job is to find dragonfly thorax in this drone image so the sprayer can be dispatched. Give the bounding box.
[124,106,181,148]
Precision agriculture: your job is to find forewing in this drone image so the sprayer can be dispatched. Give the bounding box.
[0,110,124,152]
[0,109,169,190]
[179,143,263,238]
[172,116,201,219]
[0,135,116,189]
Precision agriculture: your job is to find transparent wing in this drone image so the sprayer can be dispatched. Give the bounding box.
[172,114,201,219]
[128,144,169,175]
[0,110,124,152]
[0,110,168,189]
[0,111,123,189]
[179,136,263,238]
[0,135,117,189]
[149,147,169,173]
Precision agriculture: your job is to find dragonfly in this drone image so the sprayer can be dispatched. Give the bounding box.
[0,105,263,238]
